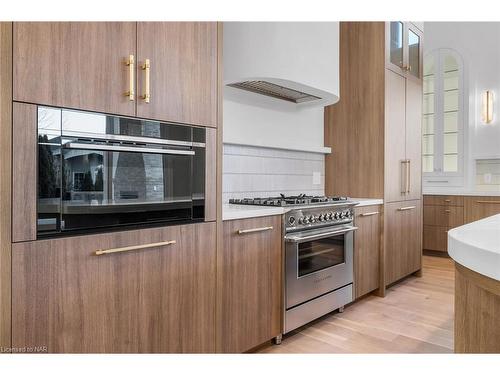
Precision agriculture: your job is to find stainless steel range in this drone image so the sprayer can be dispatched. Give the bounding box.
[229,194,358,337]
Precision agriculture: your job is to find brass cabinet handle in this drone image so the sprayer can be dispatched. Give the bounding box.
[142,58,151,103]
[397,206,416,211]
[125,54,135,101]
[401,160,408,194]
[444,209,451,213]
[237,226,273,235]
[444,199,451,203]
[475,200,500,204]
[95,240,176,256]
[406,159,411,194]
[360,211,380,217]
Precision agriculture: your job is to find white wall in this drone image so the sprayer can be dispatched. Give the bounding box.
[222,21,339,154]
[223,88,328,153]
[425,22,500,189]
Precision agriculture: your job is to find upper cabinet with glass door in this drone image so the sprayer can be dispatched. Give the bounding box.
[386,22,423,81]
[422,48,464,186]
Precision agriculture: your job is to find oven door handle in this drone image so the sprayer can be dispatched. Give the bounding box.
[63,142,195,156]
[284,226,358,243]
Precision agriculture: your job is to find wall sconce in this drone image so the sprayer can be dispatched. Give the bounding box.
[482,90,494,124]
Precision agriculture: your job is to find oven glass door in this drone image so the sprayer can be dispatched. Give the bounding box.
[60,147,193,232]
[285,226,354,309]
[298,236,345,277]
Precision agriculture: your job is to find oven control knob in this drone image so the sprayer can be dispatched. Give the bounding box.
[303,217,309,224]
[318,214,323,221]
[289,216,296,225]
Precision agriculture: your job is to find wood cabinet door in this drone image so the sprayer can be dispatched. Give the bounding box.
[13,22,136,117]
[464,196,500,223]
[218,216,282,353]
[12,222,216,353]
[354,206,382,299]
[137,22,218,127]
[405,78,422,200]
[384,69,407,203]
[385,200,422,286]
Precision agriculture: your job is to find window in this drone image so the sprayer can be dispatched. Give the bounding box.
[422,49,464,182]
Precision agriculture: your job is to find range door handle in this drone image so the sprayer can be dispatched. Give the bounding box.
[285,226,358,243]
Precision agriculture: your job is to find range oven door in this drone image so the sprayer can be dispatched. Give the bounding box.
[284,225,356,309]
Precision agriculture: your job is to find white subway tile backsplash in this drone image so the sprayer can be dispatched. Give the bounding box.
[223,144,325,202]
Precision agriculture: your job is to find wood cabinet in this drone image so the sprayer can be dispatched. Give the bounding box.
[325,22,423,293]
[354,205,382,299]
[464,196,500,223]
[13,22,218,127]
[12,222,216,353]
[137,22,217,127]
[218,216,282,353]
[384,69,422,203]
[13,22,137,117]
[385,200,422,286]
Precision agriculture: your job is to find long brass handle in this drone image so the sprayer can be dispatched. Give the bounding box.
[444,199,451,203]
[406,159,411,194]
[406,160,410,193]
[444,209,451,213]
[237,226,273,235]
[360,211,380,217]
[401,160,408,194]
[475,200,500,204]
[125,55,135,101]
[397,206,416,211]
[142,59,151,103]
[95,240,176,256]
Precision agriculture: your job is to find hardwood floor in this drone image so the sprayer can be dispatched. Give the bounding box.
[260,256,454,353]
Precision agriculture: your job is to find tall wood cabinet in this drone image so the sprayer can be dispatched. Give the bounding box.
[1,22,222,353]
[13,22,218,128]
[325,22,423,294]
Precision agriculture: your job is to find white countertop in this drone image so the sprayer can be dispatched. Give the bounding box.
[448,214,500,281]
[222,198,383,221]
[423,189,500,196]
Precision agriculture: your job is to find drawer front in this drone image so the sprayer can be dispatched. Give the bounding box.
[464,196,500,223]
[423,225,449,252]
[12,222,216,353]
[423,195,464,207]
[423,205,464,228]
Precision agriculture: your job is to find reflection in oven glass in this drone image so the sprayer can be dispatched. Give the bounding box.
[298,237,345,277]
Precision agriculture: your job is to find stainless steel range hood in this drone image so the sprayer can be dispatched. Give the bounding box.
[224,22,339,107]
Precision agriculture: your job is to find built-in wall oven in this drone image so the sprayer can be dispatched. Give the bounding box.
[283,202,358,333]
[37,106,206,237]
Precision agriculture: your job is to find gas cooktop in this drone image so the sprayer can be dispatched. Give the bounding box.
[228,194,350,207]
